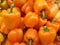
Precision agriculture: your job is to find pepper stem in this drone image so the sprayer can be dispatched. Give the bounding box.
[41,10,45,19]
[51,19,56,24]
[43,26,49,32]
[29,39,32,45]
[56,36,60,42]
[9,4,14,13]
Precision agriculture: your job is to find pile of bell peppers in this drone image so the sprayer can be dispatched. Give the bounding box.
[0,0,60,45]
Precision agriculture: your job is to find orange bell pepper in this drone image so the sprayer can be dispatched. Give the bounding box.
[24,12,38,28]
[24,28,39,45]
[47,4,58,19]
[8,29,23,43]
[1,4,21,30]
[21,0,34,14]
[46,20,59,32]
[34,0,50,16]
[34,18,47,29]
[39,26,56,45]
[18,17,25,29]
[0,23,9,34]
[34,10,47,29]
[13,0,27,7]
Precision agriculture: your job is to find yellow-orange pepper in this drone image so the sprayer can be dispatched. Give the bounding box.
[46,21,59,32]
[24,28,39,45]
[34,0,50,16]
[47,4,58,19]
[1,4,21,30]
[22,0,34,14]
[13,0,27,7]
[24,12,38,28]
[39,26,56,45]
[8,29,23,43]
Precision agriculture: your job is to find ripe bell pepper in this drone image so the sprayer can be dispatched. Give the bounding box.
[22,0,34,14]
[39,26,56,45]
[8,29,23,43]
[34,10,47,29]
[1,4,21,30]
[46,20,59,32]
[34,0,50,16]
[18,17,25,29]
[1,0,9,9]
[24,12,38,28]
[47,4,58,19]
[24,28,39,45]
[0,23,9,34]
[13,0,27,7]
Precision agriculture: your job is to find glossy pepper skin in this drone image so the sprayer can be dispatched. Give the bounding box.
[22,0,34,14]
[24,12,38,28]
[39,26,56,45]
[46,21,59,32]
[18,17,25,29]
[13,42,27,45]
[24,28,39,45]
[34,10,47,29]
[1,4,21,30]
[13,0,27,7]
[48,4,58,19]
[34,0,50,16]
[35,17,47,29]
[0,23,9,34]
[8,29,23,43]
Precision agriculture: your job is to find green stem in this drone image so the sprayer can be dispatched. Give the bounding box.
[51,19,56,24]
[41,10,45,19]
[43,26,49,32]
[9,4,14,13]
[29,39,32,45]
[56,36,60,42]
